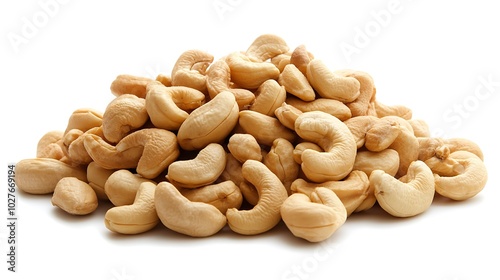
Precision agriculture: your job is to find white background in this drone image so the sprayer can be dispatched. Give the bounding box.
[1,1,500,279]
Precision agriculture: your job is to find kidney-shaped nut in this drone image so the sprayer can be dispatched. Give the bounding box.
[370,160,435,217]
[219,153,245,187]
[145,82,206,130]
[37,130,65,160]
[295,111,357,182]
[63,127,105,166]
[418,137,484,162]
[226,160,288,235]
[286,96,351,121]
[171,49,213,92]
[16,158,87,194]
[373,100,412,120]
[177,90,239,150]
[278,64,316,102]
[104,169,155,206]
[354,149,400,177]
[274,103,303,131]
[306,59,360,102]
[291,170,372,216]
[155,182,227,237]
[86,161,114,200]
[249,79,286,117]
[281,187,347,242]
[105,181,159,234]
[227,134,262,163]
[429,151,487,200]
[264,138,299,196]
[335,69,376,117]
[245,33,289,62]
[225,51,280,89]
[51,177,98,215]
[290,44,314,75]
[293,142,323,165]
[179,181,243,214]
[102,94,149,143]
[64,108,103,134]
[344,116,383,149]
[110,74,154,98]
[239,110,296,147]
[167,143,226,188]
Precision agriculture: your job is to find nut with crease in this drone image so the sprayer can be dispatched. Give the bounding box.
[52,177,98,215]
[227,134,262,163]
[170,49,213,92]
[278,64,315,101]
[104,169,155,206]
[335,70,376,117]
[110,74,154,98]
[64,108,103,134]
[281,187,347,242]
[102,94,149,143]
[286,96,351,121]
[238,110,296,147]
[225,51,280,89]
[274,103,303,131]
[249,79,286,117]
[263,138,299,196]
[37,130,65,160]
[245,34,289,62]
[290,44,314,75]
[105,181,159,234]
[86,161,114,200]
[178,181,243,214]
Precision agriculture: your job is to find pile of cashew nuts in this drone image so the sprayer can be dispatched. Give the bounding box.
[16,34,488,242]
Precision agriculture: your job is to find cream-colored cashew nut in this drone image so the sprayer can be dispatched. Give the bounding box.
[226,160,288,235]
[295,111,357,182]
[110,74,154,98]
[225,51,280,89]
[155,182,227,237]
[249,79,286,116]
[227,134,262,163]
[37,130,65,160]
[245,34,289,62]
[285,96,351,121]
[274,103,303,131]
[238,110,296,146]
[370,160,435,217]
[263,138,299,196]
[278,64,316,101]
[353,149,400,177]
[102,94,149,143]
[179,181,243,214]
[104,169,155,206]
[290,44,314,75]
[171,49,214,92]
[105,182,159,234]
[64,108,103,134]
[281,187,347,242]
[52,177,98,215]
[167,143,226,188]
[335,70,376,117]
[86,161,114,200]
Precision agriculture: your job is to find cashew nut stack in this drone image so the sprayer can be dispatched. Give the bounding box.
[16,34,488,243]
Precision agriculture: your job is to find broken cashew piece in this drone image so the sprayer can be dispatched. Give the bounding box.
[370,160,435,217]
[281,187,347,242]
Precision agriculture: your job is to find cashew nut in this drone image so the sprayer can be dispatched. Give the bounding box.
[263,138,299,195]
[249,79,286,117]
[105,181,159,234]
[295,111,357,182]
[354,149,400,177]
[278,64,315,101]
[52,177,98,215]
[227,134,262,163]
[110,74,154,98]
[274,102,303,131]
[370,160,435,217]
[281,187,347,242]
[418,137,484,162]
[64,108,103,134]
[86,161,114,200]
[245,33,289,62]
[225,51,280,89]
[373,99,412,120]
[102,94,149,143]
[238,110,296,147]
[226,160,288,235]
[167,143,226,188]
[290,44,314,75]
[155,182,227,237]
[285,96,351,121]
[179,181,243,214]
[335,70,376,117]
[104,169,154,206]
[37,130,65,160]
[171,49,213,92]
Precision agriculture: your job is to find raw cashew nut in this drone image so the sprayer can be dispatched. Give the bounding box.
[290,44,314,75]
[167,143,226,188]
[155,182,227,237]
[219,153,245,187]
[64,108,103,134]
[408,119,430,137]
[177,91,239,150]
[274,103,303,131]
[374,100,412,120]
[238,110,296,146]
[286,96,351,121]
[249,79,286,117]
[145,82,206,131]
[37,130,65,160]
[227,134,262,163]
[110,74,154,98]
[15,158,87,194]
[263,138,299,195]
[335,70,376,117]
[225,51,280,89]
[418,137,484,162]
[428,151,487,200]
[52,177,98,215]
[295,111,357,182]
[102,94,149,143]
[171,49,214,92]
[86,161,114,200]
[245,34,289,62]
[105,182,159,234]
[306,59,360,102]
[104,169,154,206]
[281,187,347,242]
[370,160,435,217]
[271,53,291,72]
[354,149,400,177]
[278,64,315,101]
[226,160,288,235]
[179,181,243,214]
[293,142,322,164]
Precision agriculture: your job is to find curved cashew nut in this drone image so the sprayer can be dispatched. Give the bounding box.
[104,169,154,206]
[145,82,206,131]
[295,111,357,182]
[245,34,289,62]
[226,160,288,235]
[281,187,347,242]
[86,161,114,200]
[155,73,172,87]
[110,74,154,98]
[290,44,314,75]
[306,59,360,102]
[291,170,372,216]
[171,49,214,92]
[52,177,98,215]
[274,103,303,131]
[271,53,291,72]
[335,70,376,117]
[63,127,103,165]
[225,51,280,89]
[177,90,239,150]
[167,143,226,188]
[104,182,159,234]
[428,151,487,200]
[263,138,299,196]
[418,137,484,162]
[238,110,296,146]
[344,116,384,149]
[249,79,286,117]
[293,142,322,164]
[37,130,65,160]
[64,108,103,134]
[373,99,412,120]
[227,133,262,163]
[286,96,351,121]
[354,149,400,177]
[155,182,227,237]
[278,64,315,101]
[15,158,87,194]
[102,94,149,143]
[370,160,435,217]
[179,181,243,214]
[408,119,430,137]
